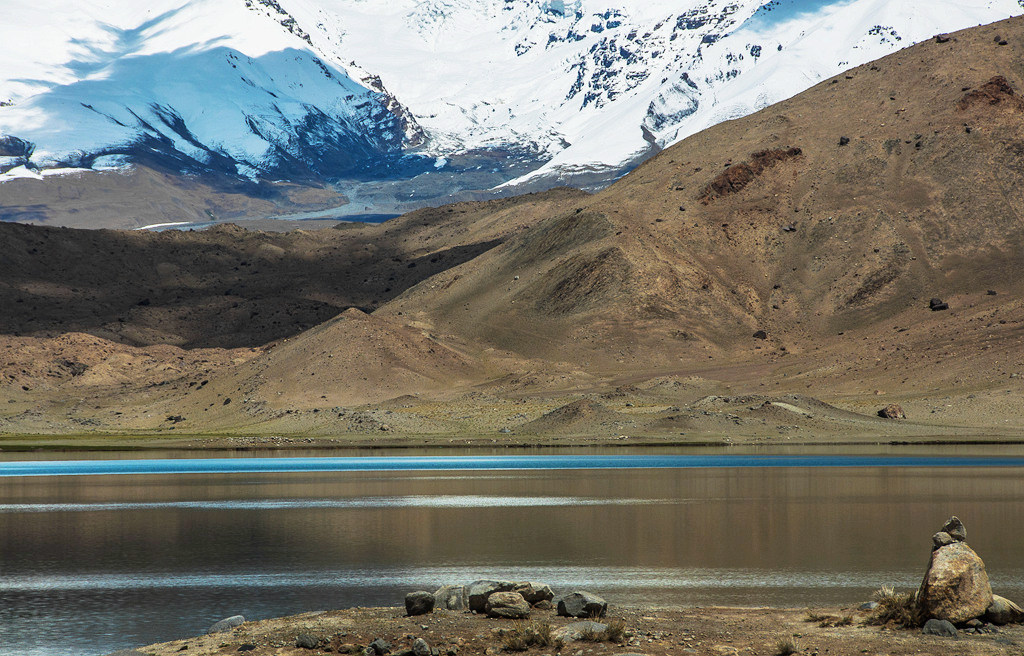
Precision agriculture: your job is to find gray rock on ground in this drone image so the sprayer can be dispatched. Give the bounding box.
[467,580,515,613]
[207,615,245,634]
[485,591,531,619]
[434,584,466,610]
[922,618,959,637]
[412,638,432,656]
[367,638,392,656]
[557,591,608,618]
[986,594,1024,625]
[513,581,555,605]
[553,621,607,642]
[917,519,992,623]
[405,591,436,616]
[296,633,322,649]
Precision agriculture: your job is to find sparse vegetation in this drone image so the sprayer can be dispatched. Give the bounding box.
[866,585,921,627]
[602,618,627,644]
[500,621,562,652]
[805,610,855,627]
[805,610,829,623]
[578,618,628,644]
[774,636,799,656]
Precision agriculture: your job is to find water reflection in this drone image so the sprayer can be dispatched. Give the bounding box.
[1,460,1024,656]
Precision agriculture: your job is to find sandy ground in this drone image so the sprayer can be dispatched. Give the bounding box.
[128,603,1024,656]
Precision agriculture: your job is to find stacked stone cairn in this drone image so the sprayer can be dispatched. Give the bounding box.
[916,516,1024,637]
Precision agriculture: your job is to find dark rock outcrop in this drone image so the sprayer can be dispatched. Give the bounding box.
[700,147,802,203]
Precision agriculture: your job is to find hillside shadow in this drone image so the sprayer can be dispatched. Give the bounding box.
[0,221,501,349]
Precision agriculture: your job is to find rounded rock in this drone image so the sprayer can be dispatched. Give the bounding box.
[405,591,436,616]
[922,618,958,638]
[413,638,432,656]
[485,591,531,619]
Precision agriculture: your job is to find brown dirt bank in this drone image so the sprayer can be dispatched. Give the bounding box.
[131,603,1024,656]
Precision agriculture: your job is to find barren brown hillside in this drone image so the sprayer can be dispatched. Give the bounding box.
[383,16,1024,369]
[0,188,585,348]
[3,18,1024,441]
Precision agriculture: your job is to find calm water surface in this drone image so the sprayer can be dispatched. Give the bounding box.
[1,448,1024,656]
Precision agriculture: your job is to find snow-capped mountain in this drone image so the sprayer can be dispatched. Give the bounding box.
[0,0,422,182]
[2,0,1023,192]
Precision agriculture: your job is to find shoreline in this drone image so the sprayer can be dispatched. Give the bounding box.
[126,601,1024,656]
[6,433,1024,453]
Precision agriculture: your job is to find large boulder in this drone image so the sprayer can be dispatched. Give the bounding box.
[485,591,531,619]
[433,585,466,610]
[405,591,435,616]
[918,541,993,623]
[557,591,608,618]
[467,580,515,613]
[985,595,1024,625]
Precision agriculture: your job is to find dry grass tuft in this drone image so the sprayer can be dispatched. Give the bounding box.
[866,585,922,627]
[579,619,628,644]
[501,621,563,652]
[805,610,855,627]
[602,619,627,644]
[774,636,799,656]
